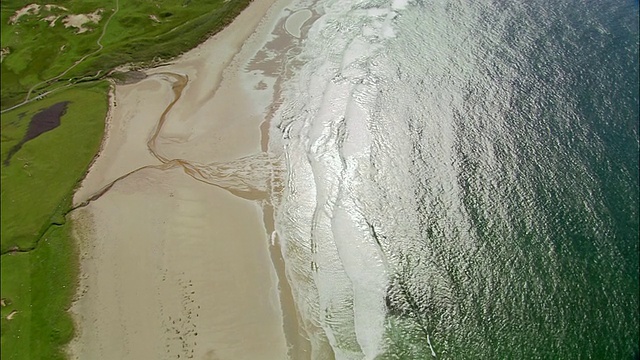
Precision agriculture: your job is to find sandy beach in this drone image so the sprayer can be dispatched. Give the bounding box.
[67,0,316,358]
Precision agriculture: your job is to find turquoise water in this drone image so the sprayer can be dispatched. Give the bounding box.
[272,0,639,358]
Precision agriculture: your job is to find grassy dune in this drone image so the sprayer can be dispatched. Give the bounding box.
[1,0,252,358]
[1,0,251,110]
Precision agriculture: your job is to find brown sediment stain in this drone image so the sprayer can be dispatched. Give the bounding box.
[75,71,281,210]
[67,66,308,356]
[70,28,311,359]
[146,72,188,164]
[4,101,70,166]
[70,161,181,211]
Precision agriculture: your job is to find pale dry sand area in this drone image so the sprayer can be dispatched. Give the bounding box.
[67,0,316,358]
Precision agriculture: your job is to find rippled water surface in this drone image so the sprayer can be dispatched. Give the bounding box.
[269,0,639,358]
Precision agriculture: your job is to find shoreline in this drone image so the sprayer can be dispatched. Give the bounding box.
[67,0,313,358]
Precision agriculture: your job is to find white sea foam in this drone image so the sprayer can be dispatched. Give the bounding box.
[391,0,410,10]
[270,0,414,358]
[273,0,638,357]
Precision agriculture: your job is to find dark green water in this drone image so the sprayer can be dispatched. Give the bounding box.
[273,0,638,357]
[376,0,639,358]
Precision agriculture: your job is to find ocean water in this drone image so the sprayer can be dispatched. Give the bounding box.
[269,0,639,358]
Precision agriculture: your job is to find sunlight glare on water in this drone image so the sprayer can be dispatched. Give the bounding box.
[270,0,639,358]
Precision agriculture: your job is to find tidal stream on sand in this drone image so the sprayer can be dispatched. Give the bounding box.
[68,0,638,358]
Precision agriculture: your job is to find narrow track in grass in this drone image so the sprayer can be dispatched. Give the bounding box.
[0,0,120,115]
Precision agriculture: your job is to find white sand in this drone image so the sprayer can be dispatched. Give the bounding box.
[67,0,310,358]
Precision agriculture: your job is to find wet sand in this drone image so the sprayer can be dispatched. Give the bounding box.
[67,0,311,358]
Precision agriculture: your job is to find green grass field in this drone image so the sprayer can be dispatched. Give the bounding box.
[1,0,252,358]
[1,224,79,360]
[1,0,251,110]
[1,83,107,359]
[1,84,108,253]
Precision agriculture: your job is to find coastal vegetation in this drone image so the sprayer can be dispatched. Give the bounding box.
[1,0,251,110]
[1,0,251,358]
